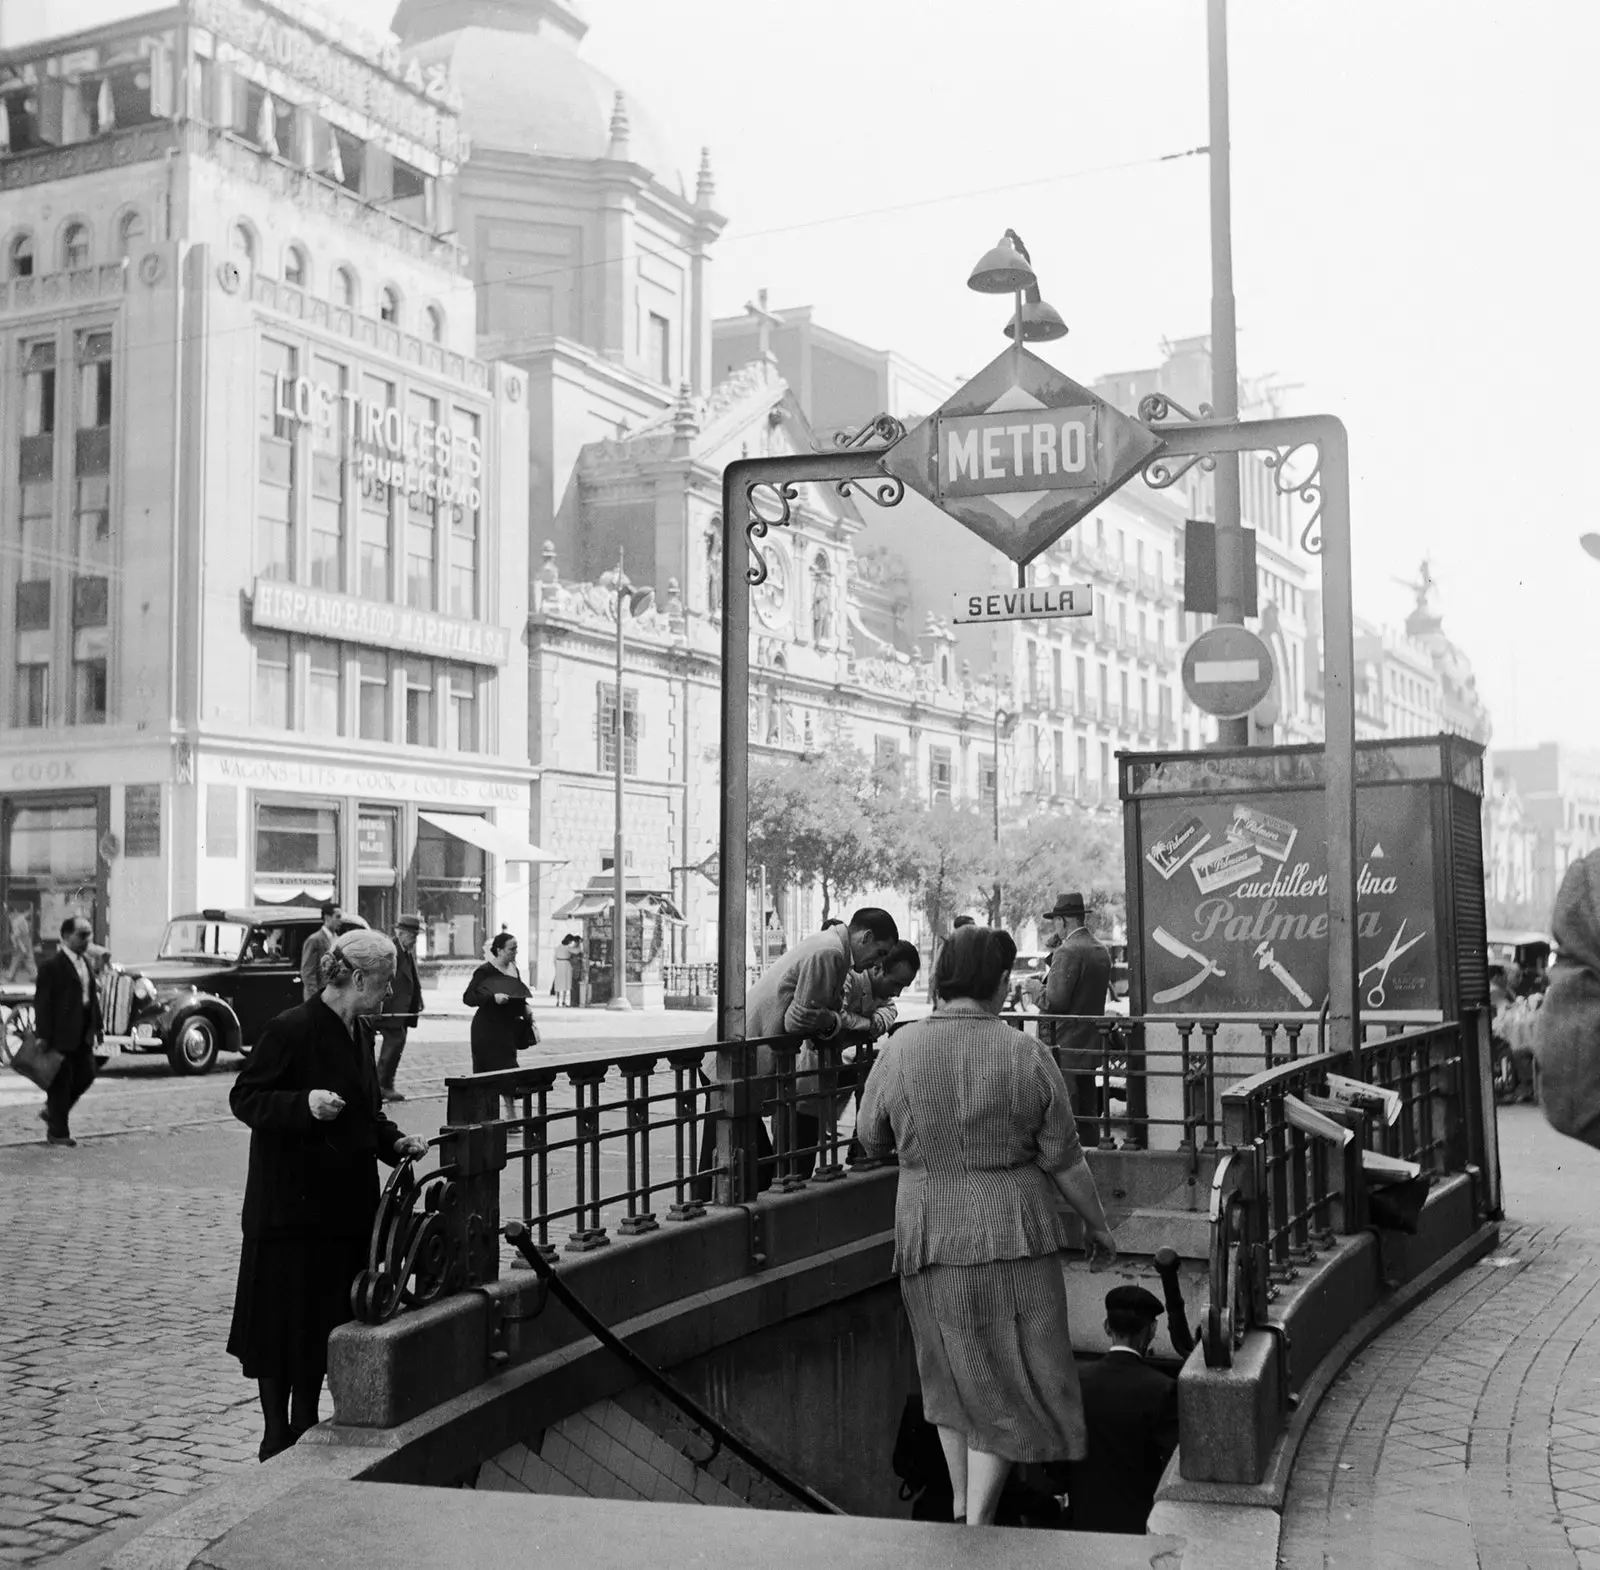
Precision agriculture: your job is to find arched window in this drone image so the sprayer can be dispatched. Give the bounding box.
[61,222,91,271]
[283,245,307,287]
[424,304,444,344]
[116,210,145,261]
[231,222,254,284]
[378,284,400,325]
[8,232,34,279]
[333,266,357,310]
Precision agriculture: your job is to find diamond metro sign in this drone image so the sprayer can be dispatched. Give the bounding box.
[881,345,1165,565]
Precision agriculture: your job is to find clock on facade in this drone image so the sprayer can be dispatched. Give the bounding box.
[752,546,789,629]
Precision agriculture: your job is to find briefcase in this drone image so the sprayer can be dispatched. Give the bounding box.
[11,1023,64,1092]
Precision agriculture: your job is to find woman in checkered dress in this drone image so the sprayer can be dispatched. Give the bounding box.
[857,925,1119,1526]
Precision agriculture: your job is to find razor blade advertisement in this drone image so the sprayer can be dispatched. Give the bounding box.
[1146,815,1212,880]
[1230,805,1298,864]
[1133,781,1443,1016]
[1190,840,1265,894]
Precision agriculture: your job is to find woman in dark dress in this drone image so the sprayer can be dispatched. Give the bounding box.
[227,930,428,1461]
[464,932,536,1115]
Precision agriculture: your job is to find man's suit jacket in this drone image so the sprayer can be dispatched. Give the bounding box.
[1041,927,1112,1070]
[384,946,423,1028]
[300,926,337,1001]
[1068,1349,1180,1535]
[710,925,853,1083]
[34,948,102,1056]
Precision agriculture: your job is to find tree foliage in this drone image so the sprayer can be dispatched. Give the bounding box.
[746,750,895,923]
[984,811,1127,934]
[879,795,994,940]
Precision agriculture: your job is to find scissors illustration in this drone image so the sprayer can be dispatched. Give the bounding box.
[1359,920,1426,1008]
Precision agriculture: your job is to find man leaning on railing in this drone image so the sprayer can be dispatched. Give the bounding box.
[694,907,899,1198]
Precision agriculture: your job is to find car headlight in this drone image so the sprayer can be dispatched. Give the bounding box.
[133,977,157,1002]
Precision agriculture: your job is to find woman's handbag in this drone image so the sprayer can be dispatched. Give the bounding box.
[517,1005,540,1051]
[11,1023,64,1092]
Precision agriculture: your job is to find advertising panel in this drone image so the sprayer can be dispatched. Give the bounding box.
[1135,783,1439,1017]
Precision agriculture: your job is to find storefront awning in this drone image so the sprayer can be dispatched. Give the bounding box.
[418,812,565,864]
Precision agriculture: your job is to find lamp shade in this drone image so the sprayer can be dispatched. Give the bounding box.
[1581,532,1600,562]
[967,234,1037,294]
[1004,297,1069,342]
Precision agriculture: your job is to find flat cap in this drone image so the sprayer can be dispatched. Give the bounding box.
[1105,1285,1165,1320]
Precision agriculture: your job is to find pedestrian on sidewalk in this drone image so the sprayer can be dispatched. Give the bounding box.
[1038,893,1112,1144]
[298,902,341,1002]
[226,930,428,1462]
[1058,1285,1179,1534]
[465,931,537,1120]
[1535,850,1600,1146]
[855,924,1118,1527]
[34,915,101,1147]
[376,914,424,1103]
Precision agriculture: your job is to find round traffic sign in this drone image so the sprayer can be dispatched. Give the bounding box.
[1182,625,1274,719]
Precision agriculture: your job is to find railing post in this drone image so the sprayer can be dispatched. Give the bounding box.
[714,1040,762,1207]
[1122,1020,1147,1151]
[618,1055,659,1236]
[565,1062,612,1253]
[666,1047,707,1222]
[1177,1022,1197,1153]
[434,1119,507,1286]
[1201,1022,1220,1147]
[1096,1021,1117,1150]
[768,1040,807,1192]
[810,1039,846,1183]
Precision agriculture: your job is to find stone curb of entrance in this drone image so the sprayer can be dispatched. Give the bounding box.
[1158,1214,1500,1522]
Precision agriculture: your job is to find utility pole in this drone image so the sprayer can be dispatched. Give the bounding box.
[1208,0,1248,748]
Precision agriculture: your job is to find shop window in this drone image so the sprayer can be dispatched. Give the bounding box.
[424,304,444,344]
[449,666,478,752]
[254,801,338,906]
[358,652,389,740]
[929,746,952,803]
[284,245,307,287]
[9,232,34,279]
[116,210,144,261]
[72,626,108,724]
[61,222,91,272]
[448,408,480,617]
[5,799,99,974]
[405,661,435,746]
[378,285,400,325]
[254,632,291,729]
[306,640,342,736]
[13,664,48,728]
[414,816,485,960]
[598,683,638,774]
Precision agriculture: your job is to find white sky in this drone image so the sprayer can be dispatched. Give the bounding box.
[14,0,1597,751]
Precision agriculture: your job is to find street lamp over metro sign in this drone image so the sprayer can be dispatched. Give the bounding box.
[880,343,1165,566]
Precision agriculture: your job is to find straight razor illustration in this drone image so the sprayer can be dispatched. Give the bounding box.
[1152,926,1226,1005]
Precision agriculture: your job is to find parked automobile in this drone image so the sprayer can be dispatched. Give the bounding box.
[97,908,369,1075]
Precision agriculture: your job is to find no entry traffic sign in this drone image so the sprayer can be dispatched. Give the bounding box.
[1182,624,1274,719]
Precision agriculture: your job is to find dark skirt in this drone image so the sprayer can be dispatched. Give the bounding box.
[226,1233,369,1383]
[900,1252,1086,1464]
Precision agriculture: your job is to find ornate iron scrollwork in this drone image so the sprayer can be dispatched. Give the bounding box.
[744,480,801,587]
[352,1157,473,1324]
[1263,443,1326,555]
[833,413,908,507]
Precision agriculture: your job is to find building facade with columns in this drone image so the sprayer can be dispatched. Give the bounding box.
[0,0,531,974]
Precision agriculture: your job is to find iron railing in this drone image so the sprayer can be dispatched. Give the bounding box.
[1202,1019,1470,1367]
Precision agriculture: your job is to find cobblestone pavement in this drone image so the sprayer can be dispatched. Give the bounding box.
[1280,1104,1600,1569]
[0,1010,708,1566]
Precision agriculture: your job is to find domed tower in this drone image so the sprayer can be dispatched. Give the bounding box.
[392,0,725,554]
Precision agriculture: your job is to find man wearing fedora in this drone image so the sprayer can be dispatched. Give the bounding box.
[1056,1284,1180,1534]
[377,914,425,1102]
[1040,892,1112,1143]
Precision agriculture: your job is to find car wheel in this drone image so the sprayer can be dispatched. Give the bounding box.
[0,1003,32,1069]
[168,1015,219,1076]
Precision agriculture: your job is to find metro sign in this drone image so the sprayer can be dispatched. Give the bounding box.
[881,345,1165,565]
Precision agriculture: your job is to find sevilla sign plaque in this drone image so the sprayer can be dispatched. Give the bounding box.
[880,345,1164,565]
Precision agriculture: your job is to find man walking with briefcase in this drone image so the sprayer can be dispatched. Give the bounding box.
[33,916,103,1148]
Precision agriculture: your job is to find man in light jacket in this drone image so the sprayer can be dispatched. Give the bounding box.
[696,906,898,1197]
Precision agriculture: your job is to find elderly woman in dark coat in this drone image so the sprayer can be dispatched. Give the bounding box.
[464,931,536,1116]
[856,925,1119,1526]
[227,930,428,1462]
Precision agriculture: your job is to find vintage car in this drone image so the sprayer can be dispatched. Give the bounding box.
[98,908,369,1075]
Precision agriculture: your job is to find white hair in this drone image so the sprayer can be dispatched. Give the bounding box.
[319,928,397,988]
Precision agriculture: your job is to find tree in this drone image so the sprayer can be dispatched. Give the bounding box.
[984,811,1127,935]
[745,750,893,924]
[879,794,993,940]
